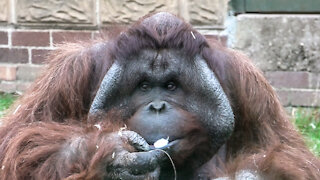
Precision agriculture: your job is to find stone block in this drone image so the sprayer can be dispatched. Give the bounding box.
[52,31,92,44]
[0,0,8,22]
[186,0,228,26]
[0,82,17,93]
[16,82,32,92]
[233,14,320,73]
[0,65,17,81]
[0,81,31,93]
[277,89,320,107]
[32,49,52,64]
[17,0,95,24]
[265,71,309,89]
[92,27,126,40]
[0,31,8,45]
[101,0,179,24]
[205,35,228,47]
[16,65,44,82]
[12,31,50,47]
[0,48,28,63]
[309,73,320,89]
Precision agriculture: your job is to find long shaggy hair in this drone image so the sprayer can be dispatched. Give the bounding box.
[0,12,319,180]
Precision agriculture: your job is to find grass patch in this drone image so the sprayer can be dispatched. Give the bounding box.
[0,94,319,156]
[0,93,18,117]
[291,108,320,156]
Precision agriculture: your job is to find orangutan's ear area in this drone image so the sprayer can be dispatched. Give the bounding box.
[0,12,319,180]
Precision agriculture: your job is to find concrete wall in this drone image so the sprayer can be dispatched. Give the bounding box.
[231,14,320,107]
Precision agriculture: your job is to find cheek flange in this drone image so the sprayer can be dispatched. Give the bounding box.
[89,62,123,114]
[192,56,235,149]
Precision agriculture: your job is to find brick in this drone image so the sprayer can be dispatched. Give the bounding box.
[205,35,227,47]
[309,73,320,89]
[0,82,17,93]
[277,89,320,107]
[52,31,92,44]
[16,65,44,81]
[0,81,31,93]
[92,32,101,40]
[92,31,106,40]
[0,65,17,81]
[92,26,127,40]
[0,31,8,45]
[0,48,28,63]
[16,82,32,92]
[12,31,50,47]
[32,49,51,64]
[265,71,309,89]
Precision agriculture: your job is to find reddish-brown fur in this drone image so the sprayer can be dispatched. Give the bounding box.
[0,13,319,179]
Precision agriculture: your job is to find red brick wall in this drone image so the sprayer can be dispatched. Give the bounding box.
[0,30,94,93]
[0,30,93,64]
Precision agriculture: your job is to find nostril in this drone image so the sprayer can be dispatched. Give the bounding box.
[148,101,166,112]
[158,102,166,112]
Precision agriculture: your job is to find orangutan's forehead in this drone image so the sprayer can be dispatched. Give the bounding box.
[133,49,190,67]
[119,49,191,84]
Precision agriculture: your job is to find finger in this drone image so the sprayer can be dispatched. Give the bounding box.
[120,130,150,151]
[121,167,160,180]
[113,150,166,174]
[106,167,160,180]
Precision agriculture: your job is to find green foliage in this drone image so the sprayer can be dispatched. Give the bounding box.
[0,94,319,156]
[292,108,320,156]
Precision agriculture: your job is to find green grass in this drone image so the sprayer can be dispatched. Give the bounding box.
[291,108,320,156]
[0,93,319,155]
[0,93,18,117]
